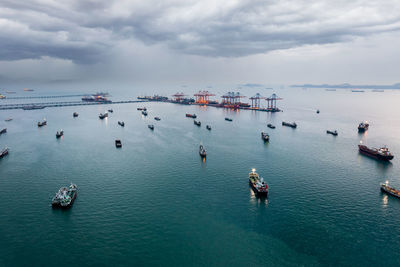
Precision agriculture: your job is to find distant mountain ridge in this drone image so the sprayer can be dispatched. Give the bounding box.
[292,83,400,89]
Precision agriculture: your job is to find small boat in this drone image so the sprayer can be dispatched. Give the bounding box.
[0,147,8,158]
[73,112,78,117]
[38,119,47,127]
[206,125,211,130]
[108,109,113,113]
[154,117,161,121]
[52,184,77,208]
[148,124,154,130]
[358,144,394,161]
[358,121,369,132]
[118,121,125,127]
[0,128,6,135]
[199,145,207,157]
[249,169,268,196]
[5,118,12,122]
[137,107,147,111]
[194,120,201,126]
[282,121,297,128]
[326,130,338,136]
[381,182,400,198]
[267,123,275,129]
[24,88,34,92]
[316,109,320,114]
[115,139,122,148]
[56,130,64,138]
[142,111,148,116]
[186,113,197,118]
[99,112,108,119]
[225,117,233,122]
[261,132,269,142]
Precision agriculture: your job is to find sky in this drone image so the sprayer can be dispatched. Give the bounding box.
[1,0,400,90]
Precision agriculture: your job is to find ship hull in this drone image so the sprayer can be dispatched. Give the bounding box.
[381,185,400,198]
[249,181,268,196]
[52,191,77,208]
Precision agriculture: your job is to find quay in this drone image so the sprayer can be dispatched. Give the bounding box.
[0,100,147,110]
[0,94,86,100]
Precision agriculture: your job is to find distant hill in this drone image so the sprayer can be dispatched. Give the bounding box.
[291,83,400,89]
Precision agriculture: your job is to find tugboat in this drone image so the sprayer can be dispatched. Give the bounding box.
[186,113,197,118]
[154,117,161,121]
[99,112,108,119]
[118,121,125,127]
[282,121,297,128]
[199,144,207,158]
[142,111,148,116]
[108,109,113,113]
[194,120,201,126]
[73,112,79,117]
[206,125,211,130]
[0,128,6,135]
[148,124,154,130]
[56,130,64,138]
[137,107,147,111]
[115,139,122,148]
[38,119,47,127]
[225,117,233,122]
[358,121,369,132]
[52,184,77,208]
[261,132,269,142]
[358,144,394,161]
[267,123,275,129]
[326,130,338,136]
[249,169,268,196]
[0,147,8,158]
[381,182,400,198]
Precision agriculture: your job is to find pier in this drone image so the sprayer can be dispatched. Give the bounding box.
[0,94,86,100]
[0,100,147,110]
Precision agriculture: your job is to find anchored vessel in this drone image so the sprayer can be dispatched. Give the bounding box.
[52,184,77,208]
[115,139,122,148]
[194,120,201,126]
[73,112,79,117]
[267,124,275,129]
[0,128,6,135]
[316,109,320,114]
[0,147,8,158]
[249,169,268,196]
[5,118,12,122]
[99,112,108,119]
[108,109,113,113]
[225,117,233,122]
[154,117,161,121]
[206,125,211,130]
[358,145,394,161]
[282,121,297,128]
[142,111,148,116]
[148,124,154,130]
[186,113,197,118]
[261,132,269,142]
[56,130,64,138]
[137,107,147,111]
[38,119,47,127]
[199,145,207,157]
[358,122,369,132]
[118,121,125,127]
[327,130,338,136]
[381,182,400,198]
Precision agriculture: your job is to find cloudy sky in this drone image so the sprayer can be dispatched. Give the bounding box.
[1,0,400,89]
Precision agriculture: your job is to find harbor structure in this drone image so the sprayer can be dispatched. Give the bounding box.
[265,93,282,112]
[194,90,215,104]
[249,93,265,109]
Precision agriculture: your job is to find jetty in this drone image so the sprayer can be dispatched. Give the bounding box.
[0,100,146,110]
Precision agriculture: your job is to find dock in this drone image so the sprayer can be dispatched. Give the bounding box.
[0,100,147,110]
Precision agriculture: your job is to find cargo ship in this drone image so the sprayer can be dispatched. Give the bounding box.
[282,121,297,128]
[358,144,394,161]
[327,130,338,136]
[261,132,269,142]
[249,169,268,196]
[358,122,369,132]
[381,182,400,198]
[186,113,197,118]
[267,124,275,129]
[0,147,8,158]
[52,184,77,208]
[225,117,233,122]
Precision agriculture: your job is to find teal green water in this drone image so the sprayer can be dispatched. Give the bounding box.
[1,88,400,266]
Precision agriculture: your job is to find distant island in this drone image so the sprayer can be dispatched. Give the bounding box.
[291,83,400,89]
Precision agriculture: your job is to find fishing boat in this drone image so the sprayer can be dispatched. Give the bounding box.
[206,125,211,130]
[154,117,161,121]
[99,112,108,119]
[142,111,148,116]
[73,112,78,117]
[326,130,338,136]
[148,124,154,130]
[194,120,201,126]
[38,119,47,127]
[282,121,297,128]
[249,169,268,196]
[358,144,394,161]
[56,130,64,138]
[358,121,369,132]
[381,182,400,198]
[52,184,77,208]
[118,121,125,127]
[186,113,197,118]
[267,123,275,129]
[261,132,269,142]
[115,139,122,148]
[0,147,8,158]
[199,145,207,158]
[108,109,113,113]
[225,117,233,122]
[0,128,6,135]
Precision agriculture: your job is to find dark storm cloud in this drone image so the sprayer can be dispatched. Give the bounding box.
[1,0,400,63]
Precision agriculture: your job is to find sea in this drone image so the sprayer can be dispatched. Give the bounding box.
[0,87,400,266]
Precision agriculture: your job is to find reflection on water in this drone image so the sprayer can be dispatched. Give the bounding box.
[249,188,269,206]
[382,194,388,207]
